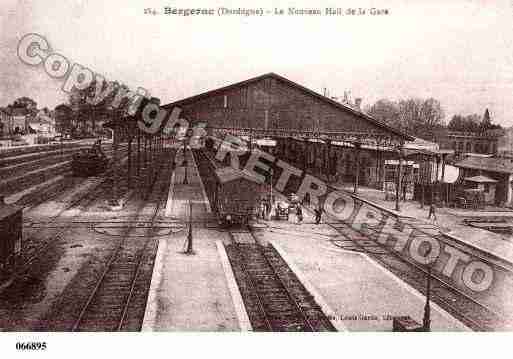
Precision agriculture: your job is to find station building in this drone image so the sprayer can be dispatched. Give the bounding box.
[454,155,513,206]
[163,73,414,191]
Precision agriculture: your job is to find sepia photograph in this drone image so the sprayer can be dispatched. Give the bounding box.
[1,0,513,357]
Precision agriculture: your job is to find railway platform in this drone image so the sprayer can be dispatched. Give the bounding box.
[258,213,470,331]
[333,183,513,265]
[142,148,241,331]
[0,145,175,331]
[142,147,476,331]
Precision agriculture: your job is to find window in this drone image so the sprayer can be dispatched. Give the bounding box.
[223,95,227,108]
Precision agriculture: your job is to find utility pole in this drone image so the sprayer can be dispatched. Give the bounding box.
[395,144,404,211]
[183,139,188,184]
[184,200,194,255]
[353,142,361,195]
[108,110,121,210]
[423,265,432,331]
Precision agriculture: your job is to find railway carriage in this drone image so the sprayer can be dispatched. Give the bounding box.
[194,149,267,226]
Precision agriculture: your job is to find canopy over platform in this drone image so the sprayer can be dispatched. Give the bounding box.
[464,175,498,183]
[455,156,513,174]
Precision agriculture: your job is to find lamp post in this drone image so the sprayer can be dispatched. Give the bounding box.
[184,200,194,255]
[395,144,405,211]
[183,139,188,185]
[108,109,121,209]
[353,141,361,195]
[422,247,433,332]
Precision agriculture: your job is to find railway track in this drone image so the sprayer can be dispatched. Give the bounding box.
[307,202,511,331]
[16,149,134,275]
[71,149,175,331]
[226,227,335,332]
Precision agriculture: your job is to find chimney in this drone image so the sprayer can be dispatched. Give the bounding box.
[355,98,362,110]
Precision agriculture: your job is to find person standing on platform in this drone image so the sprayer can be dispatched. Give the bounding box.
[428,201,437,221]
[260,201,266,220]
[264,200,271,220]
[296,205,303,224]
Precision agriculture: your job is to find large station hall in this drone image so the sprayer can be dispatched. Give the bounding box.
[1,72,511,333]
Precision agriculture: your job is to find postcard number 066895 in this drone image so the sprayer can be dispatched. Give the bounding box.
[16,342,47,351]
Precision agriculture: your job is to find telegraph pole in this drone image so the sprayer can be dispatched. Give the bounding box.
[183,139,188,184]
[184,200,194,255]
[395,144,404,211]
[423,265,432,331]
[422,245,433,332]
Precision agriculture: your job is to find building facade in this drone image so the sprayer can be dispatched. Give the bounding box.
[454,156,513,206]
[163,73,407,139]
[163,73,412,190]
[437,129,502,155]
[54,104,73,134]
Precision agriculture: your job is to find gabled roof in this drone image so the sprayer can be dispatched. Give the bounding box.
[454,156,513,174]
[162,72,413,141]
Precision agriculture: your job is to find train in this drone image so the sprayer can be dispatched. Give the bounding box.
[193,148,267,226]
[71,142,109,177]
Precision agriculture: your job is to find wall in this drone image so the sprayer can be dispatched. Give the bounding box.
[177,76,400,139]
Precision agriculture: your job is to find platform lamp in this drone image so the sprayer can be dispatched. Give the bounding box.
[422,246,433,331]
[184,200,195,255]
[182,138,189,185]
[183,128,193,185]
[395,144,405,211]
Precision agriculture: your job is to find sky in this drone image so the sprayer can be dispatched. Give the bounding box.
[1,0,512,126]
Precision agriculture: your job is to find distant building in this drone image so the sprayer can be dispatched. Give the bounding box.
[0,107,12,136]
[9,107,29,134]
[498,126,513,158]
[28,110,56,135]
[436,128,503,155]
[454,156,513,206]
[54,104,73,134]
[437,109,504,155]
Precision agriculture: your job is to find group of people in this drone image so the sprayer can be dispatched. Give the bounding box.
[289,203,323,225]
[258,200,272,220]
[258,195,323,225]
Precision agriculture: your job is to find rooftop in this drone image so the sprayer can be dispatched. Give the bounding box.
[454,156,513,174]
[464,175,498,183]
[162,72,413,141]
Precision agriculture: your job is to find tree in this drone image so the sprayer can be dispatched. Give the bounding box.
[367,97,445,140]
[479,108,502,131]
[365,99,402,131]
[448,109,502,133]
[448,114,480,132]
[13,96,37,112]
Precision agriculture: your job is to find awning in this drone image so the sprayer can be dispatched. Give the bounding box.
[256,138,277,146]
[464,175,498,183]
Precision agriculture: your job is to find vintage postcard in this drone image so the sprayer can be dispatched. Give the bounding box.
[1,0,512,357]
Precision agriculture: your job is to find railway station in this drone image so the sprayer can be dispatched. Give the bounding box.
[0,73,512,332]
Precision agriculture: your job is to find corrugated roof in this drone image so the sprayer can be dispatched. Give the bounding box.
[162,72,413,141]
[454,156,513,174]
